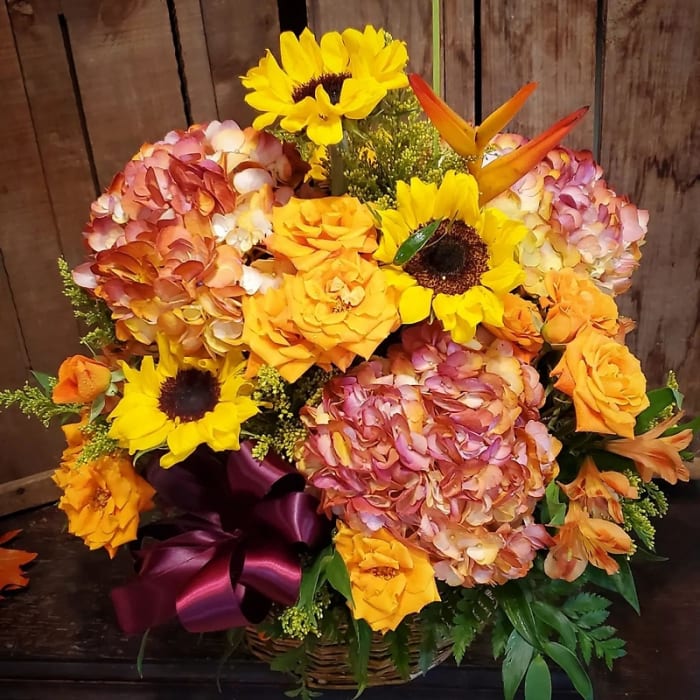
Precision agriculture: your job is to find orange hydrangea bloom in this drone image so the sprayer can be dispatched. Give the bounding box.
[53,419,155,558]
[334,522,440,633]
[540,269,619,345]
[559,456,638,523]
[267,196,378,271]
[243,253,399,382]
[605,412,693,484]
[551,327,648,438]
[544,502,633,582]
[52,355,112,405]
[483,293,544,362]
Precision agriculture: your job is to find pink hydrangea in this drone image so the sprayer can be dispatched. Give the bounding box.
[488,134,648,296]
[300,322,561,586]
[73,121,308,356]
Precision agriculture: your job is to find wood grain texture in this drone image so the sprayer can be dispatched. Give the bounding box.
[442,0,475,121]
[7,0,97,268]
[200,0,280,125]
[172,0,218,124]
[479,0,596,150]
[307,0,434,81]
[0,470,58,517]
[61,0,187,187]
[0,2,80,484]
[600,0,700,414]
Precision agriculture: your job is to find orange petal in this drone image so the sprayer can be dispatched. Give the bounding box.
[408,73,478,158]
[476,82,538,150]
[478,106,589,204]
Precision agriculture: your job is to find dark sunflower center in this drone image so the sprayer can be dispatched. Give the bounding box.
[292,72,351,104]
[404,220,489,295]
[158,368,221,422]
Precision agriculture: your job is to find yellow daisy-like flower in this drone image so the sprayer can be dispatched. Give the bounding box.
[375,171,527,343]
[108,337,259,468]
[242,25,408,145]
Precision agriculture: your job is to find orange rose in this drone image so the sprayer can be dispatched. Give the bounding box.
[551,327,648,438]
[334,523,440,633]
[483,293,544,362]
[540,269,619,345]
[243,253,399,382]
[268,196,378,271]
[52,355,112,404]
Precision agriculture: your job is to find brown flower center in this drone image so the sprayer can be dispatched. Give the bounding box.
[369,566,399,580]
[158,368,221,422]
[292,72,351,104]
[91,487,110,511]
[404,220,489,295]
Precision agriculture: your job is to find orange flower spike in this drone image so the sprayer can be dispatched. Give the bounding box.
[559,456,638,523]
[605,412,693,485]
[477,106,589,205]
[408,73,589,204]
[52,355,112,405]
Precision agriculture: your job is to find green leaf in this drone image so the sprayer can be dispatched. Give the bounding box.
[502,630,534,700]
[298,546,334,610]
[663,415,700,436]
[89,394,105,422]
[325,550,353,602]
[586,557,640,614]
[532,601,577,649]
[495,584,542,649]
[543,642,593,700]
[631,546,668,563]
[635,387,679,433]
[386,622,411,680]
[525,654,552,700]
[392,218,442,265]
[136,628,150,679]
[544,482,567,527]
[348,619,372,697]
[31,370,54,395]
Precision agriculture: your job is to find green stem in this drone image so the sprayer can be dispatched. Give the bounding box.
[328,141,348,196]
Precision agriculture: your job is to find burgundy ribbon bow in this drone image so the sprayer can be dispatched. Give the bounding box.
[111,443,329,635]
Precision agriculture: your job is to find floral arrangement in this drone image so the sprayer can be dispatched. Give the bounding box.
[2,24,697,700]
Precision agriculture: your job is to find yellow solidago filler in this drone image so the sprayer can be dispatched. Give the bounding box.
[53,417,155,558]
[242,26,408,145]
[334,522,440,633]
[375,170,527,343]
[108,336,258,468]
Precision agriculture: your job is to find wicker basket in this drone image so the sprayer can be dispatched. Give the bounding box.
[246,622,453,689]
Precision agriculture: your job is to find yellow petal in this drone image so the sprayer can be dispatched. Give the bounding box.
[399,285,433,324]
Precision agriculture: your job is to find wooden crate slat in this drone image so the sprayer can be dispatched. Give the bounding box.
[0,3,76,484]
[7,0,97,268]
[60,0,188,187]
[172,0,218,124]
[601,0,700,413]
[306,0,434,82]
[479,0,596,150]
[200,0,280,125]
[442,0,476,122]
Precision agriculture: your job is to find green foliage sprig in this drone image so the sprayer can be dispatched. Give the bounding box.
[0,372,79,426]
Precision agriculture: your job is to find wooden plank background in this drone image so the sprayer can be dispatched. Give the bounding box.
[0,0,697,508]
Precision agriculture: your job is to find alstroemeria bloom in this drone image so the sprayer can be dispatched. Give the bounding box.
[605,413,693,484]
[559,457,638,523]
[544,502,634,582]
[52,355,112,405]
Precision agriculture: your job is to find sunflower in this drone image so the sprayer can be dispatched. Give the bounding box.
[375,171,527,343]
[108,337,259,468]
[242,26,408,145]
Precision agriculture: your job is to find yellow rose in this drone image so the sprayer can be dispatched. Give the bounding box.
[334,523,440,634]
[540,269,619,345]
[551,327,649,438]
[483,293,544,362]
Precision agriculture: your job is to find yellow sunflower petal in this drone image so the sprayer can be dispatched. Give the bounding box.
[480,259,524,294]
[399,285,433,324]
